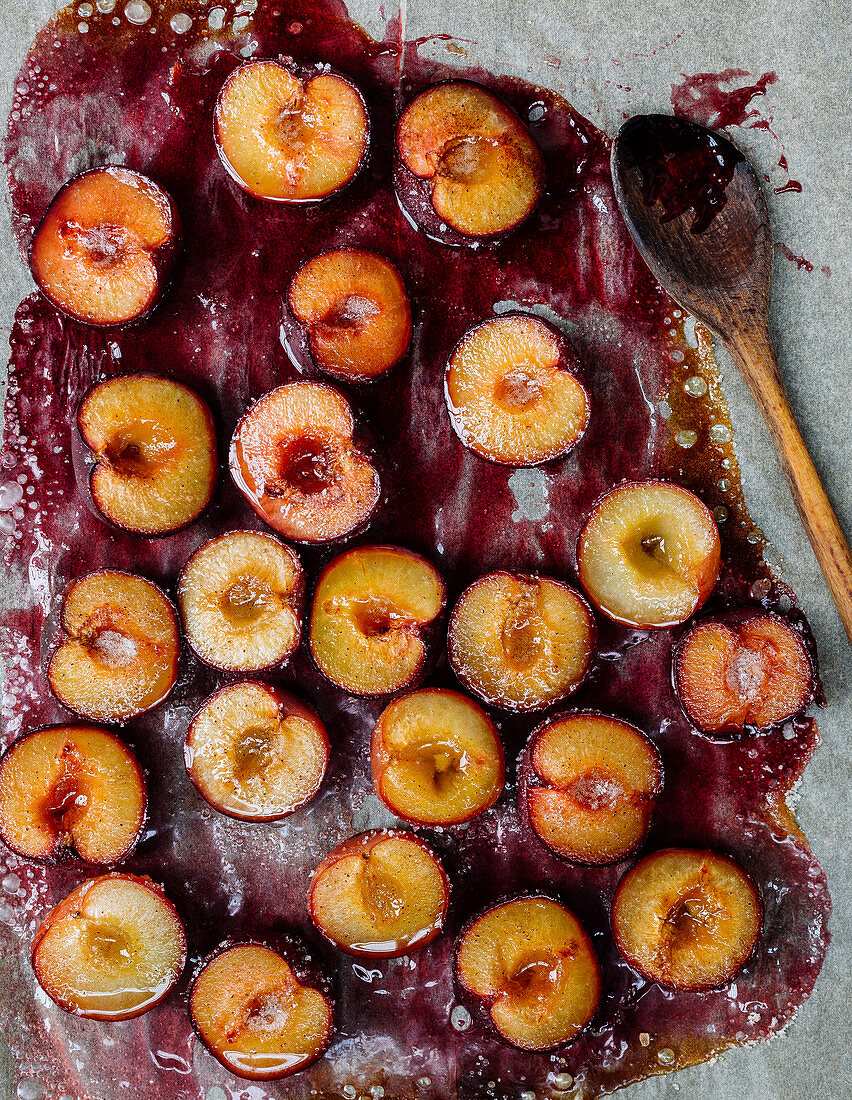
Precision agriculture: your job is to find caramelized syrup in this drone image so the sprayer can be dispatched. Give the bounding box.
[0,2,829,1098]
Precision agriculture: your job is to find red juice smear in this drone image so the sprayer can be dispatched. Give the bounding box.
[0,4,829,1100]
[775,242,815,271]
[670,68,778,131]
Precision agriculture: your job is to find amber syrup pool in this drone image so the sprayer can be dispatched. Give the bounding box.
[0,2,830,1099]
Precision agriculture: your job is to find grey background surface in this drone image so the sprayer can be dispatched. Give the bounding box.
[0,2,849,1098]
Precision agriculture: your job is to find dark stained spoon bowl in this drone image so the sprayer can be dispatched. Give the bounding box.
[611,114,852,644]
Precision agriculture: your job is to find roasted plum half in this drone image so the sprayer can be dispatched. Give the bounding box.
[0,725,145,865]
[577,480,721,628]
[77,373,217,536]
[396,81,544,240]
[185,682,329,822]
[448,571,595,711]
[190,939,334,1080]
[455,895,601,1051]
[520,711,662,865]
[674,611,815,735]
[309,545,445,696]
[31,873,186,1020]
[215,60,369,202]
[230,381,380,544]
[29,167,179,326]
[611,849,762,991]
[47,570,179,723]
[371,688,505,826]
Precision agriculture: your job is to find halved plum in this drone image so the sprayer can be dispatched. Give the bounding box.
[309,545,445,696]
[186,682,329,822]
[177,530,303,673]
[215,60,369,202]
[577,480,721,628]
[397,81,544,238]
[31,873,186,1019]
[448,571,595,711]
[77,373,217,536]
[230,381,380,543]
[288,249,412,382]
[611,849,762,991]
[371,688,505,826]
[308,829,450,957]
[29,167,179,326]
[47,570,179,723]
[455,895,601,1050]
[190,940,334,1080]
[446,315,589,465]
[520,712,662,865]
[674,612,815,735]
[0,725,145,864]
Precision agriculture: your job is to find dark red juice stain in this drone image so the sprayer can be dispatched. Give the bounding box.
[671,68,778,131]
[0,4,829,1100]
[775,242,815,272]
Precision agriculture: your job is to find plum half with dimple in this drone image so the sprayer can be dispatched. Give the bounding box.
[288,249,412,382]
[177,530,304,673]
[397,81,544,238]
[611,848,762,991]
[31,873,186,1020]
[190,940,334,1080]
[47,570,180,723]
[577,480,721,628]
[674,611,815,735]
[186,682,328,822]
[29,167,179,326]
[520,711,662,865]
[215,61,369,203]
[454,895,601,1051]
[308,829,450,957]
[77,373,217,536]
[0,725,145,865]
[230,381,381,544]
[448,571,596,711]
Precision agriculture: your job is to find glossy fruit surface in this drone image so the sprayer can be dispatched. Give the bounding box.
[674,612,814,733]
[521,712,662,864]
[31,873,186,1019]
[455,895,601,1050]
[0,725,145,864]
[78,373,217,536]
[372,688,504,826]
[216,61,368,202]
[288,249,412,381]
[190,940,334,1080]
[611,849,762,991]
[29,167,178,325]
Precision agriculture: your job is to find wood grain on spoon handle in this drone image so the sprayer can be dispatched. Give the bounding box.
[728,322,852,644]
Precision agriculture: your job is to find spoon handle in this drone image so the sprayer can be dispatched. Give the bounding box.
[728,324,852,645]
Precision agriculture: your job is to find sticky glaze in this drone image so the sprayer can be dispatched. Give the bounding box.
[0,3,829,1099]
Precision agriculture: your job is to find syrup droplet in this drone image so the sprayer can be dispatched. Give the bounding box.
[658,1047,676,1065]
[451,1004,472,1030]
[170,13,192,33]
[714,505,729,523]
[676,429,698,447]
[124,1,152,25]
[551,1074,574,1092]
[750,578,772,601]
[710,423,732,443]
[3,872,21,892]
[17,1081,45,1100]
[684,375,707,396]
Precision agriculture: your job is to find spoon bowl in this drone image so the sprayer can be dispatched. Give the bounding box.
[611,113,852,643]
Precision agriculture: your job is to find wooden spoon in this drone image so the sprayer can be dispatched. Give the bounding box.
[611,113,852,644]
